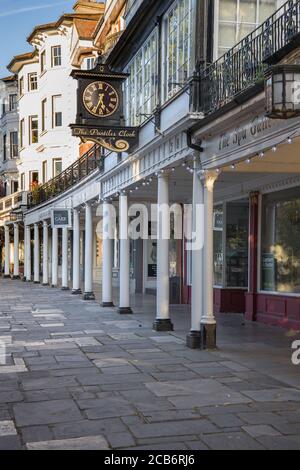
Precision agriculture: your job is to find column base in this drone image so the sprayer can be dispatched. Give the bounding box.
[83,292,95,301]
[3,275,11,279]
[61,287,70,291]
[11,275,20,280]
[186,331,202,349]
[201,323,217,350]
[153,319,174,332]
[71,289,82,295]
[118,307,133,315]
[102,302,115,308]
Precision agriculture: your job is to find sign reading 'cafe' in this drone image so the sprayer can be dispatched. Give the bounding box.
[70,59,139,154]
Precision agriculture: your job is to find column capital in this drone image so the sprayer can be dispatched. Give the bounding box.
[204,170,219,190]
[250,191,260,205]
[156,169,171,178]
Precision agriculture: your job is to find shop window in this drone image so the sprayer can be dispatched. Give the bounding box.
[226,201,249,288]
[216,0,278,58]
[213,205,224,286]
[261,187,300,294]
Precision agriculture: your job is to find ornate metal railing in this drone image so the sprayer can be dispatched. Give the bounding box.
[28,144,105,208]
[201,0,300,115]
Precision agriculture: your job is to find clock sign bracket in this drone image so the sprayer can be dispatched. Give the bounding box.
[70,61,138,154]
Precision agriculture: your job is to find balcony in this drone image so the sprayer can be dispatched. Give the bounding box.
[0,191,28,219]
[200,0,300,116]
[28,144,105,209]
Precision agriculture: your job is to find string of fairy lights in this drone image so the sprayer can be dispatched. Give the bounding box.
[101,132,298,202]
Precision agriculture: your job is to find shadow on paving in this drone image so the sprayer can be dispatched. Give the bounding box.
[0,279,299,450]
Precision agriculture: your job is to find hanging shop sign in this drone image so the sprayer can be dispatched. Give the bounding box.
[70,60,139,154]
[51,209,73,229]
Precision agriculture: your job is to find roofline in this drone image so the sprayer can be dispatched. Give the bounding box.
[7,51,38,73]
[27,13,103,43]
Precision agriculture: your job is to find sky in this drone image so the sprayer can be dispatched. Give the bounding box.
[0,0,76,77]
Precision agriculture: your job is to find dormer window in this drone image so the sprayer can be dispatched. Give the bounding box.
[51,46,62,67]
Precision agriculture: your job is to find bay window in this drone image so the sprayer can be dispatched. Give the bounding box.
[125,31,158,126]
[261,187,300,294]
[163,0,195,101]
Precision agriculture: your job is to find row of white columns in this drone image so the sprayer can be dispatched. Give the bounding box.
[3,156,217,349]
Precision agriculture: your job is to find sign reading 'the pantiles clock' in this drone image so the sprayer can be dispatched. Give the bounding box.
[70,60,139,154]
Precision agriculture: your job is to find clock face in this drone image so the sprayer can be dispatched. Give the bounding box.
[83,81,119,117]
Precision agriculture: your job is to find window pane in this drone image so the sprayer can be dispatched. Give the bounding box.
[226,201,249,288]
[261,188,300,293]
[239,0,257,23]
[214,205,224,286]
[219,0,237,22]
[259,0,277,23]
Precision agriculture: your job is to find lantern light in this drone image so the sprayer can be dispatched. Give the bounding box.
[265,64,300,119]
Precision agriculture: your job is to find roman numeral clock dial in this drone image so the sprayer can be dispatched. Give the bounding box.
[83,81,119,118]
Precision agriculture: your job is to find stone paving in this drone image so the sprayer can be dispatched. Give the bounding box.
[0,279,300,450]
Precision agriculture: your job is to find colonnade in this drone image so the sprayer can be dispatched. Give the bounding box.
[1,162,218,349]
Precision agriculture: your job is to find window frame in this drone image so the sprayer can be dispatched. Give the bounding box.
[162,0,195,102]
[19,77,24,97]
[9,94,17,112]
[28,72,38,91]
[52,158,62,177]
[41,98,47,132]
[20,119,25,148]
[10,131,18,159]
[124,29,159,127]
[51,45,62,67]
[42,160,47,184]
[29,115,39,145]
[52,95,63,128]
[41,50,46,74]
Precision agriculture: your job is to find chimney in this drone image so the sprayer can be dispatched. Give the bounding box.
[73,1,105,14]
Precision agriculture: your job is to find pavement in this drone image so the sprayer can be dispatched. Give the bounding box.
[0,278,300,450]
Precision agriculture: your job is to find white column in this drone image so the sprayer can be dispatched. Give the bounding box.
[61,227,69,290]
[25,225,31,281]
[33,223,40,283]
[52,227,58,287]
[201,171,218,349]
[4,225,10,277]
[153,173,173,331]
[118,193,132,314]
[187,158,204,349]
[72,208,81,294]
[13,223,20,279]
[42,221,49,286]
[83,202,95,300]
[102,200,114,307]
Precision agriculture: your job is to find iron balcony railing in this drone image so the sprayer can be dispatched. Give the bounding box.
[201,0,300,115]
[28,144,105,208]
